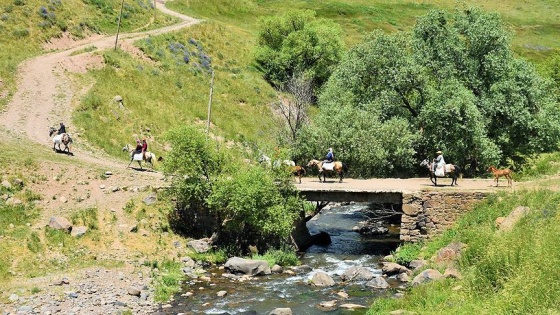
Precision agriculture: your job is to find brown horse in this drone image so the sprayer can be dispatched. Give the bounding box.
[291,165,306,184]
[420,159,461,186]
[488,166,513,187]
[307,159,347,183]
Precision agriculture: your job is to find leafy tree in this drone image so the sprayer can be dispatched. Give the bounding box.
[300,8,560,176]
[162,125,302,253]
[255,10,344,91]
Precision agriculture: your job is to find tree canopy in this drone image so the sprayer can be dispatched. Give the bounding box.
[162,125,301,253]
[254,10,344,92]
[295,8,560,177]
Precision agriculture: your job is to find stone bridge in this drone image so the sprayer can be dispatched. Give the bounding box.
[296,177,502,242]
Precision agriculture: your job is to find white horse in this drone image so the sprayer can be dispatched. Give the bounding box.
[49,127,73,155]
[122,144,156,170]
[258,154,295,168]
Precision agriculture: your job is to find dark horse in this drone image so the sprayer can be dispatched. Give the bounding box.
[307,159,348,183]
[420,159,461,186]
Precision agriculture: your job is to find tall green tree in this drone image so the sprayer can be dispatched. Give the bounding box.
[299,8,560,176]
[255,10,344,91]
[162,125,301,252]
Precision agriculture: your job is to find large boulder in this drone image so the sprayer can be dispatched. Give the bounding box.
[381,262,410,276]
[49,216,72,232]
[224,257,271,276]
[365,276,389,289]
[187,239,212,253]
[310,271,335,287]
[341,266,375,282]
[434,242,465,265]
[497,206,531,232]
[269,308,292,315]
[411,269,443,286]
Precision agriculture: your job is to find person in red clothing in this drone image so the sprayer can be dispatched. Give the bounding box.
[141,138,148,160]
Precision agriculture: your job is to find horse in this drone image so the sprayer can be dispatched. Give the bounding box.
[122,143,156,170]
[307,159,347,183]
[49,126,73,155]
[291,165,306,184]
[420,159,461,186]
[259,154,303,183]
[488,166,513,187]
[258,154,295,168]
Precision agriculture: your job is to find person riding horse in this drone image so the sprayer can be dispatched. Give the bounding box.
[58,122,66,135]
[324,148,334,163]
[434,150,445,174]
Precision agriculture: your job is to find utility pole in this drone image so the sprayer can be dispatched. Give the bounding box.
[114,0,125,51]
[206,71,214,136]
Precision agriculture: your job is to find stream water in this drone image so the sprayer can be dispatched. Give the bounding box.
[163,203,402,315]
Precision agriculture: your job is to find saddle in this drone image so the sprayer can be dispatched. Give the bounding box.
[434,164,452,177]
[322,162,335,171]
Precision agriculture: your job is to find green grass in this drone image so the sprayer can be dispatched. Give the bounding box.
[251,248,299,267]
[70,207,99,230]
[376,190,560,314]
[168,0,560,61]
[0,0,178,108]
[151,259,183,302]
[73,21,279,160]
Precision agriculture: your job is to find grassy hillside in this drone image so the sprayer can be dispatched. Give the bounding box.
[370,188,560,314]
[167,0,560,61]
[72,21,279,158]
[72,0,560,161]
[0,0,177,107]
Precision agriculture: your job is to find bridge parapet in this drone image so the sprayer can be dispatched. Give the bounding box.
[298,186,489,243]
[401,191,488,242]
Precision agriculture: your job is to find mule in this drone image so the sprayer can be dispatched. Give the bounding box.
[307,159,347,183]
[488,166,513,187]
[49,126,73,155]
[420,159,461,186]
[123,143,156,170]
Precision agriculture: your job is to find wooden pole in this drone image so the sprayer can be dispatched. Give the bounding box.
[114,0,125,51]
[206,71,214,135]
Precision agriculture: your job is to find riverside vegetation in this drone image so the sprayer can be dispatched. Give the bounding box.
[1,0,560,313]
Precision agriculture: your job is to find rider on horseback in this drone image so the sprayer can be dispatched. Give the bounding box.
[58,122,66,135]
[141,138,148,160]
[434,150,445,174]
[324,148,334,163]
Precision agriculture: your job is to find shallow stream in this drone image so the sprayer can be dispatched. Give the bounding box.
[164,203,402,314]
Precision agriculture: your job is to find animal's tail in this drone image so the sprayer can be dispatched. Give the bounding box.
[343,163,349,173]
[301,167,306,175]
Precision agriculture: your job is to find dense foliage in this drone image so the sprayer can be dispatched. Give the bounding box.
[295,8,560,177]
[254,10,344,92]
[162,125,302,253]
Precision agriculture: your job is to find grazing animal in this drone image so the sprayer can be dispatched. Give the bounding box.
[49,126,73,154]
[420,159,461,186]
[488,166,513,187]
[307,159,347,183]
[122,143,156,170]
[291,165,306,184]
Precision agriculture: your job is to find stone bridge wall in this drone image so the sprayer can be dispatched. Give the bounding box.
[400,191,488,242]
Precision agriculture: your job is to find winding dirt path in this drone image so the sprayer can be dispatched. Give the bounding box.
[0,1,200,169]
